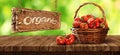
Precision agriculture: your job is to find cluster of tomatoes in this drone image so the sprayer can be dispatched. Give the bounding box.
[73,14,108,29]
[56,34,75,45]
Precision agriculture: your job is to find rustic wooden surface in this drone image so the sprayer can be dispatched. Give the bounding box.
[0,35,120,55]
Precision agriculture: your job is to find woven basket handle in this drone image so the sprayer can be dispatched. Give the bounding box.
[74,2,106,21]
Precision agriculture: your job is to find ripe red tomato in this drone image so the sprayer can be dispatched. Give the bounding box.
[75,18,80,21]
[65,34,75,45]
[81,16,89,22]
[69,34,75,39]
[88,22,94,28]
[56,36,66,45]
[87,17,94,24]
[79,23,85,28]
[99,18,105,23]
[84,23,89,29]
[87,14,94,18]
[65,39,71,45]
[94,19,100,28]
[79,23,89,29]
[73,21,80,28]
[65,38,75,45]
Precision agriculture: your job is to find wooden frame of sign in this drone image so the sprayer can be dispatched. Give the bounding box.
[12,7,61,32]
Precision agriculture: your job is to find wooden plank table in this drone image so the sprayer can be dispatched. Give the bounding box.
[0,35,120,55]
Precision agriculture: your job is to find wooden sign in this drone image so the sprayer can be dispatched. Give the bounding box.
[12,7,61,32]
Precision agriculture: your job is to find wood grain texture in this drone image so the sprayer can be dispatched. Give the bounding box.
[0,35,120,53]
[12,7,61,32]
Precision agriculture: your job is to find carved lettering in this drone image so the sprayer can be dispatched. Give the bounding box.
[23,16,57,25]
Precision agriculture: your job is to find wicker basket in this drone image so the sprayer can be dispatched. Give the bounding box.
[72,2,109,44]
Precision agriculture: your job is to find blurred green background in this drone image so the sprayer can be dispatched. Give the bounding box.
[0,0,120,36]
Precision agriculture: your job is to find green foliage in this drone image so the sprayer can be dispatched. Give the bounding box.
[0,0,120,36]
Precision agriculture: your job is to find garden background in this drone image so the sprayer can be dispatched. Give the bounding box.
[0,0,120,36]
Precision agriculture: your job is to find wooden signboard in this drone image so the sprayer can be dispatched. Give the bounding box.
[12,7,60,32]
